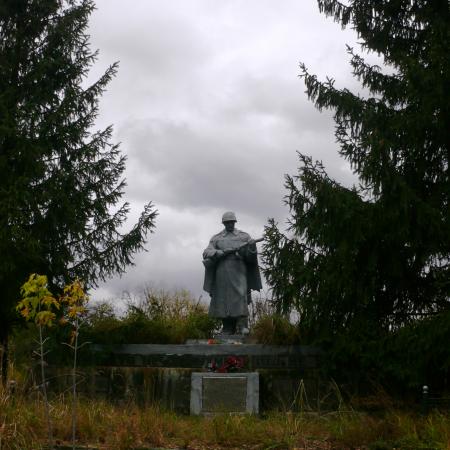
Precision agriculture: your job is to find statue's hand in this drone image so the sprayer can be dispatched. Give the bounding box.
[246,239,257,253]
[216,250,225,258]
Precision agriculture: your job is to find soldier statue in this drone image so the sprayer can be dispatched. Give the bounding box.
[203,211,262,335]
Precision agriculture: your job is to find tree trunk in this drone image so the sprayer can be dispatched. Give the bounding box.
[0,333,8,386]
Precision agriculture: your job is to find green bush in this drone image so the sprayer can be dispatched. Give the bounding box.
[251,314,300,345]
[80,288,219,345]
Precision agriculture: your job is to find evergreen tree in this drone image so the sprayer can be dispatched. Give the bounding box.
[0,0,157,381]
[262,0,449,342]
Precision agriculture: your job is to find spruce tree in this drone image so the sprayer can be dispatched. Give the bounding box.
[0,0,157,381]
[263,0,449,342]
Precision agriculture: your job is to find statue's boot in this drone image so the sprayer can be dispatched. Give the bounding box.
[222,318,237,335]
[236,316,249,335]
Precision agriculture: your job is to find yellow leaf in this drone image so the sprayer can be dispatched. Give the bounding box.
[19,306,30,319]
[17,274,58,323]
[35,311,56,327]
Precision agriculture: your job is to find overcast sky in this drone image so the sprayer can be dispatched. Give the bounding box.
[87,0,369,304]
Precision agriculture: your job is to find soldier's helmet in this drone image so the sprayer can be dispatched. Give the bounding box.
[222,211,237,223]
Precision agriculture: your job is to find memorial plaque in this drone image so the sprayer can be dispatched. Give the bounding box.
[202,376,247,413]
[190,372,259,415]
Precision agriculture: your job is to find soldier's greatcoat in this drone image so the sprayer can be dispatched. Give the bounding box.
[203,229,262,319]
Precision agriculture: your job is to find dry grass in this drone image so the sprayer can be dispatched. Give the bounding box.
[1,384,450,450]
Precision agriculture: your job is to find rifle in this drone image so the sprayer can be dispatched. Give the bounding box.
[203,237,264,268]
[221,237,264,256]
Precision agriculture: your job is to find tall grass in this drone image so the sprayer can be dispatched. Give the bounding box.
[1,382,450,449]
[248,292,301,345]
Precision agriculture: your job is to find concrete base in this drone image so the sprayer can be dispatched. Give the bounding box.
[46,343,322,413]
[46,365,323,413]
[190,372,259,415]
[214,334,249,343]
[185,334,248,345]
[88,344,321,370]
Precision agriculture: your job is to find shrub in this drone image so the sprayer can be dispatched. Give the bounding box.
[251,314,300,345]
[80,288,219,345]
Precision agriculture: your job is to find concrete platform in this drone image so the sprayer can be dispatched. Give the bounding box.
[185,334,248,345]
[48,344,323,413]
[89,343,321,370]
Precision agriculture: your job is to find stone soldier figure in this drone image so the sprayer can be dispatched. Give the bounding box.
[203,211,262,335]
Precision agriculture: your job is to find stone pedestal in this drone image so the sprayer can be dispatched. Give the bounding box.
[190,372,259,415]
[48,343,322,413]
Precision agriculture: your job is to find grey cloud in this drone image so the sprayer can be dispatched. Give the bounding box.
[91,2,210,73]
[117,72,353,218]
[121,118,289,216]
